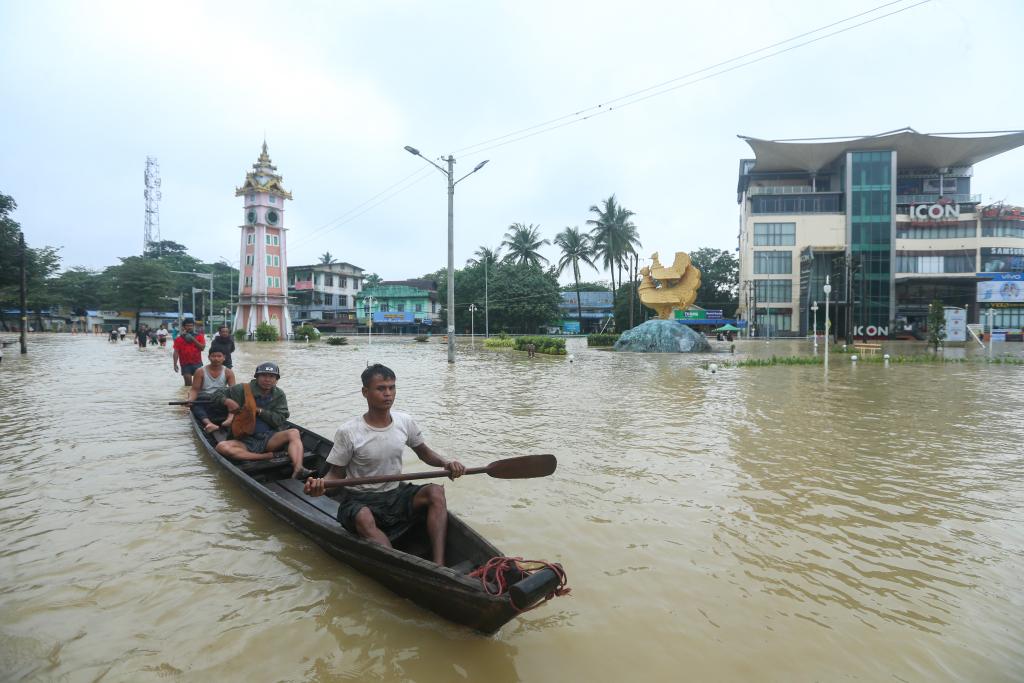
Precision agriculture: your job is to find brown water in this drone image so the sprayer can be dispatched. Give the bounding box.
[1,334,1022,681]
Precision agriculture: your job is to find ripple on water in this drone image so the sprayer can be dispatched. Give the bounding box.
[1,335,1023,679]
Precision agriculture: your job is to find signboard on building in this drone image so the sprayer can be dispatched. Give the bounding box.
[980,247,1024,273]
[562,321,581,333]
[909,202,960,220]
[977,280,1024,303]
[293,281,314,290]
[372,311,415,324]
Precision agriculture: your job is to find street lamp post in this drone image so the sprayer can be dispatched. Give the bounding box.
[484,255,489,338]
[172,270,214,328]
[811,301,819,349]
[823,277,832,372]
[404,145,489,363]
[468,303,477,343]
[365,296,376,346]
[220,257,238,329]
[164,295,183,325]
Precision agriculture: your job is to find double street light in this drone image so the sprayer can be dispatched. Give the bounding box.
[404,145,489,364]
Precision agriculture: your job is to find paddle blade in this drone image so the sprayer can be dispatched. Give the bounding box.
[485,454,557,479]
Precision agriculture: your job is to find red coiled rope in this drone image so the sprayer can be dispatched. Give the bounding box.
[469,556,571,612]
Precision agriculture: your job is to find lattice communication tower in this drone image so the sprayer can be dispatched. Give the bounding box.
[144,156,162,255]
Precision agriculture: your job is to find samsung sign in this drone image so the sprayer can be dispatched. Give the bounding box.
[910,203,960,220]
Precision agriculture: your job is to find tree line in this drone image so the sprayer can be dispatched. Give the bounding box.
[423,194,740,334]
[1,192,238,330]
[1,189,738,334]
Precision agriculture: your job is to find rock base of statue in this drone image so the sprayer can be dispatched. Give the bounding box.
[613,319,712,353]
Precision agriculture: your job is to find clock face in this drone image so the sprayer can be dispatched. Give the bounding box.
[266,209,279,225]
[246,210,257,224]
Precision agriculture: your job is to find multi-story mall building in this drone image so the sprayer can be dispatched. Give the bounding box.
[736,128,1024,339]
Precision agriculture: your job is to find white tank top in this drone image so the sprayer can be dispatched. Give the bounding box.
[199,366,228,396]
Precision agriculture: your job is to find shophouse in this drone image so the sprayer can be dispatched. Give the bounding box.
[287,262,364,332]
[558,291,614,333]
[355,279,438,334]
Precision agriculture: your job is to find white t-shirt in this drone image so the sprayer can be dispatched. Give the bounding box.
[326,411,425,492]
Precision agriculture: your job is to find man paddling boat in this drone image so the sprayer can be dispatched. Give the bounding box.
[304,363,466,564]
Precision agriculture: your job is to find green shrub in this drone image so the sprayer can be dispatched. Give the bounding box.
[514,335,566,355]
[484,337,516,348]
[294,324,320,341]
[255,321,279,342]
[325,336,349,346]
[414,335,429,342]
[587,333,620,347]
[233,329,247,342]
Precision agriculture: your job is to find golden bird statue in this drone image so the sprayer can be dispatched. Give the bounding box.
[638,251,702,320]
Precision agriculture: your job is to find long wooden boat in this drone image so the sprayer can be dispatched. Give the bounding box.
[189,413,562,633]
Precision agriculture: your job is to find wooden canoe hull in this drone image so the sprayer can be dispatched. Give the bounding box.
[188,415,524,633]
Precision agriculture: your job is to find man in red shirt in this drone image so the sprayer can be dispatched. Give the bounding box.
[172,318,206,386]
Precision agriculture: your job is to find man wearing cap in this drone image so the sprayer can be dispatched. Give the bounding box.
[172,318,206,386]
[212,361,309,479]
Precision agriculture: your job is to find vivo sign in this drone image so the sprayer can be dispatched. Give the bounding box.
[854,325,888,337]
[910,203,960,220]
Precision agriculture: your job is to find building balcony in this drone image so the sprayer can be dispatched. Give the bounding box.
[749,186,833,195]
[896,193,981,205]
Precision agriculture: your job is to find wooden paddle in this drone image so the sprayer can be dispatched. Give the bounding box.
[168,400,212,405]
[320,454,557,489]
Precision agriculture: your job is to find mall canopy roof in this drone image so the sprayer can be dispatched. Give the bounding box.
[739,128,1024,174]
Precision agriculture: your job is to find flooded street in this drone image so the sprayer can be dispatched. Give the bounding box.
[1,333,1023,681]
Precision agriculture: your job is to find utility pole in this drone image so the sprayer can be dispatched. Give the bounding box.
[19,232,27,354]
[143,157,162,256]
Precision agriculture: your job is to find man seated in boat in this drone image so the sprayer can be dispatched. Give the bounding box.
[304,363,466,564]
[187,348,236,433]
[211,361,310,480]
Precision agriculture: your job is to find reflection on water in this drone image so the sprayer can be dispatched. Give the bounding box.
[1,334,1022,680]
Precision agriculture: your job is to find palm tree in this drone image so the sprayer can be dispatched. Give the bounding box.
[501,223,550,268]
[319,251,337,265]
[364,272,382,287]
[466,245,501,268]
[587,195,637,310]
[554,226,598,330]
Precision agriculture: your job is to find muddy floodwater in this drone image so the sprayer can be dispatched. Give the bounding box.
[1,334,1022,681]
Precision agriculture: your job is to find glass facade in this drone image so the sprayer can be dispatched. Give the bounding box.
[981,220,1024,238]
[754,222,796,246]
[751,194,842,214]
[989,307,1024,329]
[848,151,893,334]
[753,251,792,274]
[896,221,976,239]
[895,251,975,273]
[754,279,791,302]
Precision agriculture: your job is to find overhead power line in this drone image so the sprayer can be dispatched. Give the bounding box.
[299,0,932,242]
[454,0,932,157]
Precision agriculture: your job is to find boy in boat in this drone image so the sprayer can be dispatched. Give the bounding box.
[172,318,206,386]
[188,348,236,432]
[212,361,309,480]
[303,363,466,565]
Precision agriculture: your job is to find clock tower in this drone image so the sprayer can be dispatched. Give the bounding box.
[233,142,293,337]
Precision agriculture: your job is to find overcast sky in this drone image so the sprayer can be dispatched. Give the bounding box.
[2,0,1022,284]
